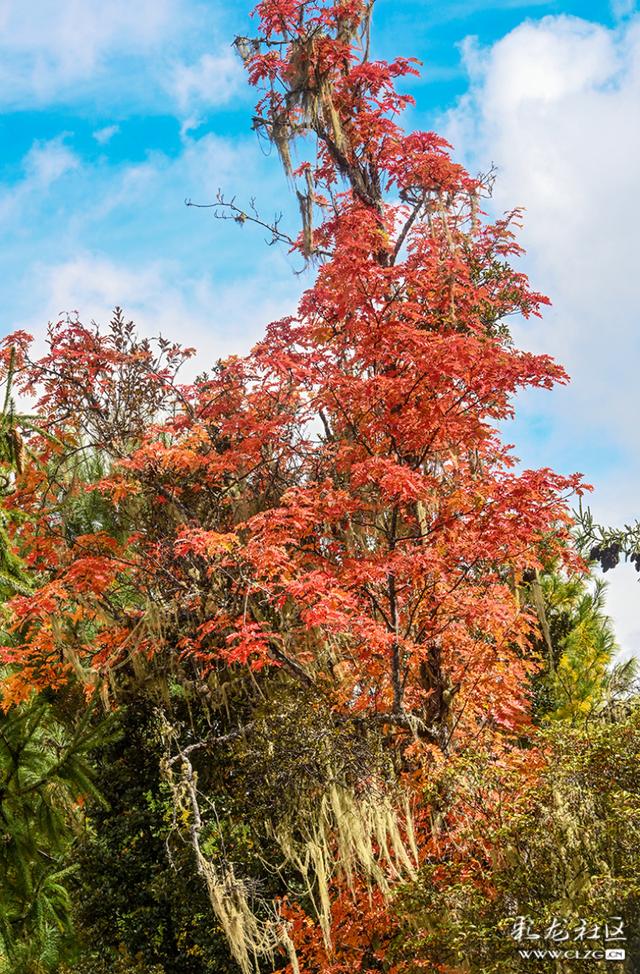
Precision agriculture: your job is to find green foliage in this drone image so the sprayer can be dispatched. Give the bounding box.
[393,707,640,972]
[68,690,241,974]
[0,348,32,599]
[0,693,115,974]
[577,501,640,573]
[0,348,115,974]
[534,573,621,723]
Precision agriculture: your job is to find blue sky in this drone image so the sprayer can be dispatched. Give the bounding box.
[1,0,639,651]
[0,1,623,172]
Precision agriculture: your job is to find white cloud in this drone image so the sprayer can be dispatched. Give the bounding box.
[0,0,243,113]
[445,13,640,656]
[24,136,79,185]
[0,0,176,55]
[611,0,636,20]
[18,251,299,375]
[444,13,640,442]
[0,136,80,225]
[70,131,260,233]
[93,125,120,145]
[170,50,243,116]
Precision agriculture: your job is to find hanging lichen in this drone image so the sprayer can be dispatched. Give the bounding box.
[269,778,418,950]
[160,721,299,974]
[160,701,418,971]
